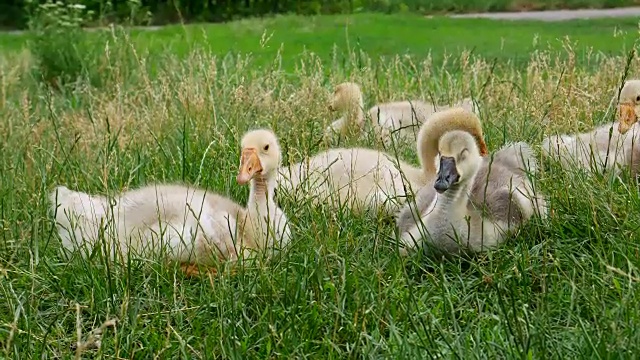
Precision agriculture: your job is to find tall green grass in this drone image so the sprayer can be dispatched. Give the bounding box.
[1,20,640,358]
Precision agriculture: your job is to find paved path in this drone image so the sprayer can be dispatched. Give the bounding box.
[451,7,640,21]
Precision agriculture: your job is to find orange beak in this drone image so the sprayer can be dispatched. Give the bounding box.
[237,148,263,185]
[618,103,637,134]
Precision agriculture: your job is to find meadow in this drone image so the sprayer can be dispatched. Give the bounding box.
[1,13,640,69]
[1,13,640,358]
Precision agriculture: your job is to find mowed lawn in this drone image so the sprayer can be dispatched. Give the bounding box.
[1,13,639,69]
[2,13,640,359]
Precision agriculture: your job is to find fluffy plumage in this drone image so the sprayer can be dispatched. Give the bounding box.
[49,129,291,265]
[325,81,478,144]
[278,107,488,215]
[542,79,640,177]
[397,127,546,256]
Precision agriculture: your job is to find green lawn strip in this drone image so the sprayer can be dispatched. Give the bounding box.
[2,14,638,70]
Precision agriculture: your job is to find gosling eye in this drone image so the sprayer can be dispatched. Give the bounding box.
[635,95,640,102]
[263,144,270,151]
[459,149,469,161]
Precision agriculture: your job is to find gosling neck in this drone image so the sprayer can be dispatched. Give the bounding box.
[246,172,277,250]
[417,129,440,178]
[248,172,276,208]
[345,94,365,128]
[434,176,475,215]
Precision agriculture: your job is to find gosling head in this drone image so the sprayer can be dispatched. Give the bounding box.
[328,82,362,112]
[237,129,282,185]
[618,79,640,134]
[434,130,482,194]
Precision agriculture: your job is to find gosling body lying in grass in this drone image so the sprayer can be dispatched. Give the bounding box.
[49,129,291,265]
[542,79,640,177]
[278,107,488,215]
[542,122,640,177]
[325,81,477,144]
[397,130,547,256]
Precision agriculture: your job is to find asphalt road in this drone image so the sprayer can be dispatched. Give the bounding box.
[451,7,640,21]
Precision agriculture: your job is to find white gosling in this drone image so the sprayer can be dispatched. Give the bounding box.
[237,129,292,252]
[617,79,640,134]
[397,130,547,256]
[278,107,488,215]
[49,129,291,265]
[49,184,249,263]
[325,82,478,144]
[542,80,640,177]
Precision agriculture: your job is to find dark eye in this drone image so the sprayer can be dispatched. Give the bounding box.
[635,95,640,102]
[263,144,269,151]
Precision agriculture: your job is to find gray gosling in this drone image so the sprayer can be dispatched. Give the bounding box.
[397,130,547,256]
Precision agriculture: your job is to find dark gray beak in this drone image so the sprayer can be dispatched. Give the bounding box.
[434,156,460,193]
